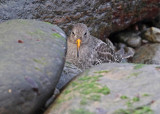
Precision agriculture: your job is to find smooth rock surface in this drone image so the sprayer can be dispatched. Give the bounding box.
[116,32,142,48]
[0,19,67,114]
[45,63,160,114]
[45,62,82,107]
[56,62,82,90]
[132,44,160,64]
[0,0,159,40]
[141,27,160,43]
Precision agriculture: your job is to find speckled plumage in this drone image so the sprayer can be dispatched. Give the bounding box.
[66,23,121,70]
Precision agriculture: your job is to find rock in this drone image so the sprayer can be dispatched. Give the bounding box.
[141,27,160,43]
[45,62,82,108]
[45,88,60,108]
[44,63,160,114]
[0,19,67,114]
[142,39,149,44]
[116,42,127,49]
[132,44,160,64]
[126,36,141,48]
[116,32,142,48]
[56,62,82,90]
[0,0,159,40]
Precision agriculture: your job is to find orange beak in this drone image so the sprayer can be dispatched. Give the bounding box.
[76,39,81,57]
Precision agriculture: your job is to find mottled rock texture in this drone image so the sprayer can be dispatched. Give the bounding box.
[0,0,159,40]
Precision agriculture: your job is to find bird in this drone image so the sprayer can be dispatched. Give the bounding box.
[66,23,122,70]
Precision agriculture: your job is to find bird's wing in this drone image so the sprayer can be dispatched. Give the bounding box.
[93,39,120,64]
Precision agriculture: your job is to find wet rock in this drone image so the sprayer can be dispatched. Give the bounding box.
[132,44,160,64]
[0,0,159,40]
[0,19,67,114]
[141,27,160,43]
[44,63,160,114]
[116,32,142,48]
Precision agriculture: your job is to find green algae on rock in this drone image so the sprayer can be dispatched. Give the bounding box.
[94,70,110,74]
[114,106,153,114]
[120,95,128,100]
[134,64,145,70]
[52,33,62,38]
[70,108,94,114]
[45,63,160,114]
[55,74,110,106]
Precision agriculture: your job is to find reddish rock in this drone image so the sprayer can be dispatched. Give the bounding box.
[0,0,159,40]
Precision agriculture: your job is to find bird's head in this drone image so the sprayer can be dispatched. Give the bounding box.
[68,23,90,57]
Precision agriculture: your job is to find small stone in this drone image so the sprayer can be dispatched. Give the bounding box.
[132,44,160,64]
[116,43,126,49]
[126,36,141,48]
[116,32,142,48]
[141,27,160,43]
[142,39,149,44]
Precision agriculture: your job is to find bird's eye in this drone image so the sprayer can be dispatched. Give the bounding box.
[72,32,75,35]
[84,32,87,35]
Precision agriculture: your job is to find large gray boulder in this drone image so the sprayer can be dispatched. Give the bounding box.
[0,19,67,114]
[45,63,160,114]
